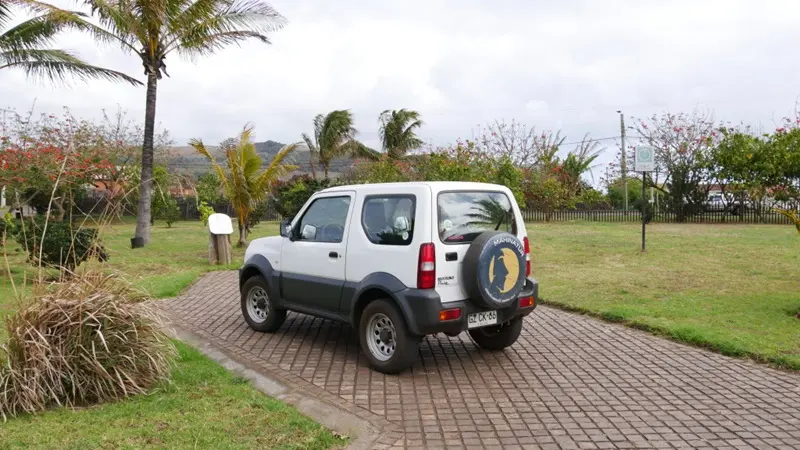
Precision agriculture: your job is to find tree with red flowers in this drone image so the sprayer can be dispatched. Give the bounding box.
[0,108,116,220]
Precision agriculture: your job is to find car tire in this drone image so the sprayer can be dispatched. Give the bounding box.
[359,299,419,374]
[468,317,523,351]
[241,275,286,332]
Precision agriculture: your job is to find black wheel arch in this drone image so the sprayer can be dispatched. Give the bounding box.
[239,254,282,306]
[348,272,412,333]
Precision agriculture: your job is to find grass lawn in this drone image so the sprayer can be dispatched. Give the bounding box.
[529,222,800,370]
[1,219,278,312]
[0,219,345,449]
[0,341,344,449]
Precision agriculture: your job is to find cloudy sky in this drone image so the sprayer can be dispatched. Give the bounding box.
[4,0,800,173]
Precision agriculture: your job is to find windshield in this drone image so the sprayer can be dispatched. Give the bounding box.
[438,191,515,243]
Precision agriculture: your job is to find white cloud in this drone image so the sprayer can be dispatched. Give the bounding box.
[2,0,800,168]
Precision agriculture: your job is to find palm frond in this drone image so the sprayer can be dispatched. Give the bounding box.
[253,142,299,195]
[0,3,12,29]
[15,0,140,53]
[343,140,380,160]
[319,109,357,161]
[0,48,141,85]
[379,108,424,159]
[166,0,286,55]
[0,12,61,51]
[189,138,230,193]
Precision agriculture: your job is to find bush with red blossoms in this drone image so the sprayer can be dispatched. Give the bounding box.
[0,108,119,220]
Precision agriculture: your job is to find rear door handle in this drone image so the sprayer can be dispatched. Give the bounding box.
[445,252,457,261]
[329,251,339,258]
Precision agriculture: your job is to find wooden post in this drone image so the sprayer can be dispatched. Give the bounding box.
[216,233,232,265]
[208,231,232,265]
[208,231,218,265]
[207,213,234,265]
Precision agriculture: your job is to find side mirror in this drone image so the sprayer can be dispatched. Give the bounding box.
[301,224,317,240]
[279,219,292,239]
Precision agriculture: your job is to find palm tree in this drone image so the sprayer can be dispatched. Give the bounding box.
[191,124,297,247]
[378,109,423,159]
[560,135,601,196]
[1,1,139,84]
[65,0,287,246]
[302,110,377,180]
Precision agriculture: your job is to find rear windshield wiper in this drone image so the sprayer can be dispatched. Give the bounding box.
[494,207,512,231]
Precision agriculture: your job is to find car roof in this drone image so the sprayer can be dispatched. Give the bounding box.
[317,181,512,195]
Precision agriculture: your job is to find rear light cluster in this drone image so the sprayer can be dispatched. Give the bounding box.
[523,236,531,276]
[519,297,535,308]
[417,243,436,289]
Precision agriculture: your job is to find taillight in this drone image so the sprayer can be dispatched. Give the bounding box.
[417,243,436,289]
[523,236,531,277]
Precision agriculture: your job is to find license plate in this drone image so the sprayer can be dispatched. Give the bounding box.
[467,311,497,329]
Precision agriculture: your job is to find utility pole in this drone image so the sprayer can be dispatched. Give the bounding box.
[618,110,628,210]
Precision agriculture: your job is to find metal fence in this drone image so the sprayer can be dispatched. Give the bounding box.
[522,206,794,224]
[72,197,793,225]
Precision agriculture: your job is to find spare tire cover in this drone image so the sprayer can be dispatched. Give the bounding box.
[462,231,526,309]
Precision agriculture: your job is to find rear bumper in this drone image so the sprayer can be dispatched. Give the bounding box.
[395,277,539,336]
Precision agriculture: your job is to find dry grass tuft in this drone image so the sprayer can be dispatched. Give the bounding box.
[0,271,175,420]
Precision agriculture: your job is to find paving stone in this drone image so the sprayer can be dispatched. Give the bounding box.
[161,271,800,450]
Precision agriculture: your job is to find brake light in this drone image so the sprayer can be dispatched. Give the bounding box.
[417,243,436,289]
[520,297,535,308]
[523,236,531,277]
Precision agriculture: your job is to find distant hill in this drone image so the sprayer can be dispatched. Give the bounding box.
[167,140,357,179]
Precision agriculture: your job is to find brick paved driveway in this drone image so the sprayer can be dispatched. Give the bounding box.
[162,272,800,449]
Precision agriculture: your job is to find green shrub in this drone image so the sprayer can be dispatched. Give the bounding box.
[1,212,16,243]
[245,201,270,233]
[199,201,215,225]
[154,195,180,228]
[13,217,108,272]
[272,175,330,219]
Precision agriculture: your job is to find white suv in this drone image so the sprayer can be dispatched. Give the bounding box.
[239,181,539,374]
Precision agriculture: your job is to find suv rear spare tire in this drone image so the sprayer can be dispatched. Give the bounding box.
[462,231,526,309]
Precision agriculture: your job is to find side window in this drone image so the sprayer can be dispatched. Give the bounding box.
[362,195,416,246]
[296,196,351,243]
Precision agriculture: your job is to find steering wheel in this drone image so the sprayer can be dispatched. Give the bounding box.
[319,223,344,242]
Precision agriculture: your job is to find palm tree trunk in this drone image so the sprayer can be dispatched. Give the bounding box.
[308,155,317,180]
[134,72,158,245]
[237,209,248,247]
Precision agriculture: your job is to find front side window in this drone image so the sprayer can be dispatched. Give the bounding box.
[296,196,351,243]
[438,191,515,243]
[362,195,416,245]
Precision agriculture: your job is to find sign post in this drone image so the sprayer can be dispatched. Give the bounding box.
[634,146,655,253]
[207,213,234,265]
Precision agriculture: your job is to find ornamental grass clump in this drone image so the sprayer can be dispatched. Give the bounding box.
[0,272,176,420]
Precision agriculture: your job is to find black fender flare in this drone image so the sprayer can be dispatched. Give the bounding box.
[348,272,413,328]
[239,254,283,307]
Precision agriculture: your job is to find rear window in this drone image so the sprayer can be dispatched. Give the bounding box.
[437,191,516,243]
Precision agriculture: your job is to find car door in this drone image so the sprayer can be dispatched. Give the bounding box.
[281,192,354,314]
